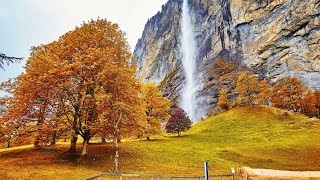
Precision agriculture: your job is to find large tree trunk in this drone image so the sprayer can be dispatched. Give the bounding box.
[50,130,57,145]
[34,135,41,150]
[114,136,119,174]
[68,131,78,154]
[101,137,106,143]
[81,131,90,156]
[81,138,89,156]
[7,138,11,148]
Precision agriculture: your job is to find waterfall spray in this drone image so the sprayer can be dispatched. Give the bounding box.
[180,0,201,122]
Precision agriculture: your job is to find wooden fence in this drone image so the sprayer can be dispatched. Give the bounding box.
[84,173,239,180]
[239,167,320,179]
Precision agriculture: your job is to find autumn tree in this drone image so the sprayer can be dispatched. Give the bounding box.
[283,77,304,112]
[271,82,284,108]
[1,19,144,160]
[235,72,260,106]
[277,77,304,112]
[165,108,192,136]
[314,90,320,118]
[141,84,171,140]
[217,88,230,111]
[0,96,16,148]
[97,64,146,172]
[36,19,145,170]
[1,45,63,149]
[301,89,317,117]
[39,19,143,157]
[258,79,272,105]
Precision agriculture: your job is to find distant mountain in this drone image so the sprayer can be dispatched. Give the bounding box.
[134,0,320,112]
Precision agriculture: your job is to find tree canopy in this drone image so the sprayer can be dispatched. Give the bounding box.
[0,19,149,172]
[165,108,192,136]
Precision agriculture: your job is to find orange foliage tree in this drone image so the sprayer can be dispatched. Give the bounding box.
[1,19,146,164]
[141,84,171,141]
[96,61,146,172]
[301,89,317,117]
[282,77,304,112]
[217,88,231,111]
[271,82,284,108]
[313,90,320,118]
[258,79,272,105]
[271,77,304,112]
[235,72,260,106]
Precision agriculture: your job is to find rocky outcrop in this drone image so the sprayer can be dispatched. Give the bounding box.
[134,0,320,112]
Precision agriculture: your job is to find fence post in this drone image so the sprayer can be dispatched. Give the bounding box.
[231,167,236,180]
[204,162,209,180]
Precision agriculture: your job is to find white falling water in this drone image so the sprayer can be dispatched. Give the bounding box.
[180,0,201,122]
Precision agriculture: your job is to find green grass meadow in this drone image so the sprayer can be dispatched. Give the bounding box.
[0,106,320,179]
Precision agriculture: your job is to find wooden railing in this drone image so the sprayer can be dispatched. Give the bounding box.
[84,173,239,180]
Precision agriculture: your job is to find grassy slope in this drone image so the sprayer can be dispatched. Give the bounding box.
[0,106,320,179]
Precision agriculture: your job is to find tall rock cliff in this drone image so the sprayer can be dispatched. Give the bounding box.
[134,0,320,114]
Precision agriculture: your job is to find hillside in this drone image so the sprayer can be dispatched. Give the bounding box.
[0,107,320,179]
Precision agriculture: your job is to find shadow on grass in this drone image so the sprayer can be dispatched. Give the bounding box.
[163,134,190,138]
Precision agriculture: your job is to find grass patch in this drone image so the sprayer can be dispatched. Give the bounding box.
[0,106,320,179]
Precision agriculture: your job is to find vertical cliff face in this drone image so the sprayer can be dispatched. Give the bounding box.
[134,0,320,112]
[134,0,183,85]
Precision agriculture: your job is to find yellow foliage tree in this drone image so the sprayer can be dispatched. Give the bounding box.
[2,19,145,164]
[258,79,272,105]
[280,77,304,112]
[235,72,260,106]
[217,88,230,111]
[141,84,171,140]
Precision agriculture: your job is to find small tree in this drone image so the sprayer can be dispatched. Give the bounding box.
[314,90,320,118]
[165,108,192,136]
[235,72,260,106]
[258,79,272,105]
[271,82,284,108]
[301,89,317,117]
[217,88,230,111]
[142,84,171,141]
[281,77,304,112]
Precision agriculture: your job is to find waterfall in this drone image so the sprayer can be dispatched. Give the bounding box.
[180,0,203,122]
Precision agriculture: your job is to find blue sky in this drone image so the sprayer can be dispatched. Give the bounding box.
[0,0,167,90]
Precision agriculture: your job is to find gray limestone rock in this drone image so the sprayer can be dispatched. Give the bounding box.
[134,0,320,111]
